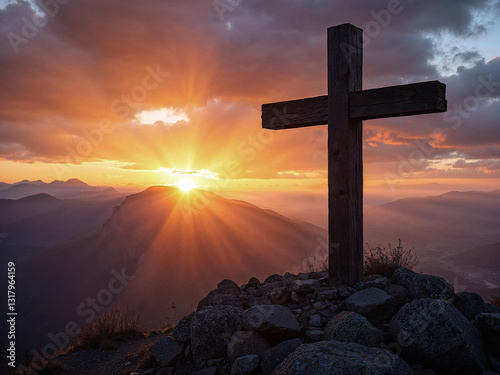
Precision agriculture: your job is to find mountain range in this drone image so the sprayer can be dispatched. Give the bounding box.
[0,180,499,358]
[0,178,120,200]
[1,185,326,353]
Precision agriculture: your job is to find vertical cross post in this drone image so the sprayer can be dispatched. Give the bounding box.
[328,24,363,285]
[261,23,446,286]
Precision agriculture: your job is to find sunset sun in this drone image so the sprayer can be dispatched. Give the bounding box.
[177,180,197,192]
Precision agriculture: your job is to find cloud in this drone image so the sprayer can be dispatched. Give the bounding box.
[0,0,499,183]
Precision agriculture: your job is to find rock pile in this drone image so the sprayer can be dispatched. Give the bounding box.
[146,268,500,375]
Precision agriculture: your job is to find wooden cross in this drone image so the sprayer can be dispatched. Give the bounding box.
[261,23,447,286]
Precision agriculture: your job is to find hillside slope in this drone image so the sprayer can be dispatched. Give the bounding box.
[12,186,327,351]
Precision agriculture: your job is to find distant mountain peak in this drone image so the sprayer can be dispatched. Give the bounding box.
[14,179,45,185]
[49,179,88,186]
[17,193,59,202]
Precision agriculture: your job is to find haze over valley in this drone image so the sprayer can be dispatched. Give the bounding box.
[0,179,499,354]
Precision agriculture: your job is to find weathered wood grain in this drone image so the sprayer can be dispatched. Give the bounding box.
[261,81,447,129]
[328,24,364,286]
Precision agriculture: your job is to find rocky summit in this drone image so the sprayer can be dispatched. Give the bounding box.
[51,268,500,375]
[132,268,500,375]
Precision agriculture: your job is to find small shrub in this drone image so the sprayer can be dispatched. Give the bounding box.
[489,290,500,307]
[303,252,328,273]
[364,239,418,278]
[72,307,145,351]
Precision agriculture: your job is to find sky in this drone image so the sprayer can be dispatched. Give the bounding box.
[0,0,499,192]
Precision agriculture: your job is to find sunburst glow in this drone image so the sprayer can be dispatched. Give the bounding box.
[177,180,197,192]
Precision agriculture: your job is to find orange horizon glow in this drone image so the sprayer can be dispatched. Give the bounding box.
[1,2,499,193]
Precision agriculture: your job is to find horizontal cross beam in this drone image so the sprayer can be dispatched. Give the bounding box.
[262,80,447,130]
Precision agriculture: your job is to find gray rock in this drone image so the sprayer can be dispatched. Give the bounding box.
[173,311,195,343]
[485,303,500,313]
[267,286,292,305]
[308,314,322,328]
[313,301,326,310]
[391,268,455,301]
[353,281,365,291]
[150,337,184,367]
[241,305,300,340]
[198,280,242,310]
[191,367,217,375]
[390,298,485,375]
[454,291,485,320]
[184,344,192,361]
[316,289,338,301]
[474,313,500,355]
[337,285,357,298]
[274,340,414,375]
[244,277,260,291]
[323,311,385,347]
[202,293,244,309]
[264,274,283,284]
[366,276,389,289]
[293,279,320,295]
[260,338,302,375]
[384,284,409,309]
[230,354,259,375]
[343,287,394,320]
[305,329,324,342]
[255,281,288,297]
[191,306,244,367]
[218,279,242,296]
[227,331,271,363]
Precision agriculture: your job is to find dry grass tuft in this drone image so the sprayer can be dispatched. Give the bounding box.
[71,307,145,351]
[364,239,418,278]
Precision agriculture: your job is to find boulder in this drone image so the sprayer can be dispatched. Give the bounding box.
[293,279,320,295]
[485,303,500,314]
[323,311,385,348]
[260,338,302,375]
[391,268,455,301]
[390,298,485,375]
[304,329,324,342]
[255,281,288,297]
[264,274,283,284]
[190,306,244,367]
[150,336,184,367]
[365,276,389,289]
[173,311,195,343]
[316,289,338,301]
[274,340,414,375]
[337,285,357,298]
[454,291,485,320]
[227,331,271,363]
[241,305,300,340]
[384,284,409,309]
[244,277,261,291]
[473,313,500,356]
[208,293,244,308]
[308,314,322,328]
[218,279,242,296]
[197,280,242,310]
[230,354,259,375]
[267,286,292,305]
[343,287,394,320]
